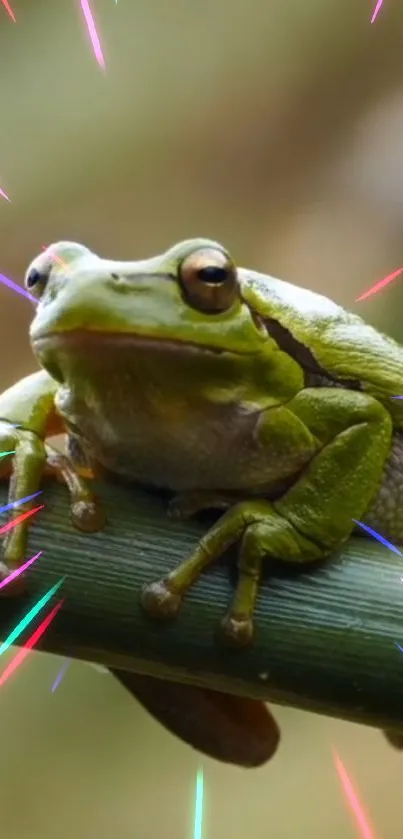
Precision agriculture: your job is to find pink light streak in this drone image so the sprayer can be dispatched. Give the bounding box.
[0,505,44,537]
[0,599,64,688]
[0,188,10,202]
[0,551,42,590]
[0,0,16,23]
[333,750,378,839]
[41,245,69,272]
[355,267,403,302]
[371,0,385,23]
[80,0,105,70]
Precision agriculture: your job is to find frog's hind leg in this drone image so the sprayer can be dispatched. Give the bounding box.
[142,389,392,646]
[141,499,322,646]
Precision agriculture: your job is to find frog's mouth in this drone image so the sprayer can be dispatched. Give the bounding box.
[32,329,253,357]
[33,330,252,387]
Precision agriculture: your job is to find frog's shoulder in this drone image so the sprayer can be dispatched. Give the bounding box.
[239,268,344,322]
[240,267,403,424]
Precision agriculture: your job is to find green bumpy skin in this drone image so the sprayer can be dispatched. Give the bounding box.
[0,237,402,646]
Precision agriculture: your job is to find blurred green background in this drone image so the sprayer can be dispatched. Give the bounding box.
[1,0,403,836]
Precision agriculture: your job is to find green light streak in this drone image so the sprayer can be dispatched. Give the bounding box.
[193,767,204,839]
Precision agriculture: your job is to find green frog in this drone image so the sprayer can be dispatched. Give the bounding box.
[0,237,402,766]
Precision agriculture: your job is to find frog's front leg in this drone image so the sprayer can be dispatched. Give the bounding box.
[0,371,104,592]
[141,390,392,646]
[0,427,104,591]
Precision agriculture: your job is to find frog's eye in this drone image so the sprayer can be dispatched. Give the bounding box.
[24,266,49,300]
[178,248,239,313]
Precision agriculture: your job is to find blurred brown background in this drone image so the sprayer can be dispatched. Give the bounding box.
[1,0,403,836]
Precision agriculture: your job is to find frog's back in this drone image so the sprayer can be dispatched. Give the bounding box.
[240,268,403,430]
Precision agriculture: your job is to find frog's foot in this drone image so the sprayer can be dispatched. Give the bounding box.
[140,580,182,619]
[220,614,254,648]
[218,521,265,648]
[44,446,106,533]
[168,491,235,521]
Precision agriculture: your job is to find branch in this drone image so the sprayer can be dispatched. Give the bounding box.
[1,478,402,734]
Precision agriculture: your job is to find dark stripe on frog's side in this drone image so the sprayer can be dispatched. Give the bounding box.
[261,316,362,391]
[256,313,403,544]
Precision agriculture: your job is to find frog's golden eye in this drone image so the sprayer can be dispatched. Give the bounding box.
[24,266,49,300]
[178,248,239,313]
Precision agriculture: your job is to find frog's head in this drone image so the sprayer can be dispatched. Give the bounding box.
[28,238,271,379]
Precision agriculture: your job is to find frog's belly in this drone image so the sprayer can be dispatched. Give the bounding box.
[59,393,312,494]
[70,414,268,492]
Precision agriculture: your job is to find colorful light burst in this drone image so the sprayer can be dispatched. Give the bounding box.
[0,577,65,657]
[0,600,64,688]
[352,519,403,556]
[80,0,105,70]
[356,267,403,302]
[334,750,378,839]
[0,550,42,591]
[51,658,71,693]
[193,768,204,839]
[0,504,44,537]
[0,0,15,23]
[0,491,42,516]
[0,272,36,304]
[371,0,385,23]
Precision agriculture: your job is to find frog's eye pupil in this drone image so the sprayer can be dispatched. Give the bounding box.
[26,268,43,288]
[197,266,228,285]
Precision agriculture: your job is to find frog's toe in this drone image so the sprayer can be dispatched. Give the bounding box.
[0,561,26,597]
[220,613,254,648]
[71,499,106,533]
[141,580,182,619]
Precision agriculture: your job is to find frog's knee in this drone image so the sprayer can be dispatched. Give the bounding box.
[230,500,272,527]
[358,392,392,424]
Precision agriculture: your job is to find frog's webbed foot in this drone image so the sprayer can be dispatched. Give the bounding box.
[168,491,235,521]
[0,422,105,594]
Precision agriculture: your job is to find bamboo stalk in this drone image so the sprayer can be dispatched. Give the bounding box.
[1,478,402,734]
